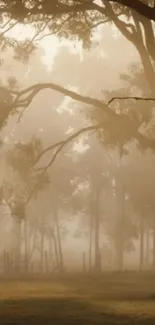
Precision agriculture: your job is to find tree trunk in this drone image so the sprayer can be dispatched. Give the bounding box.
[49,232,53,271]
[136,41,155,93]
[40,225,45,274]
[82,252,86,273]
[94,210,100,273]
[139,213,145,271]
[110,9,155,93]
[115,179,125,271]
[45,250,48,274]
[145,227,150,267]
[13,217,21,273]
[152,214,155,269]
[53,232,59,270]
[55,209,64,272]
[93,186,101,273]
[88,213,93,271]
[139,16,155,65]
[24,219,29,273]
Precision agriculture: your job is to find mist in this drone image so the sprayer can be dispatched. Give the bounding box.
[0,2,155,324]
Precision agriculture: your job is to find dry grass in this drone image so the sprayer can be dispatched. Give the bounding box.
[0,272,155,324]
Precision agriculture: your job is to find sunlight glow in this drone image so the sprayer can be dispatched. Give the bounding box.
[39,36,59,70]
[94,0,104,6]
[57,86,79,114]
[3,17,119,72]
[6,24,59,69]
[73,138,89,153]
[5,22,84,70]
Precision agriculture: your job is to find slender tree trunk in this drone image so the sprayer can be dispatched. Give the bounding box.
[0,217,2,255]
[88,213,93,271]
[152,214,155,269]
[139,213,145,271]
[24,219,28,273]
[145,227,150,267]
[94,186,101,273]
[49,232,53,271]
[3,251,7,274]
[27,229,36,265]
[55,209,64,272]
[40,225,45,274]
[53,232,59,270]
[82,252,86,273]
[13,217,22,273]
[45,250,48,274]
[94,210,100,273]
[115,179,125,271]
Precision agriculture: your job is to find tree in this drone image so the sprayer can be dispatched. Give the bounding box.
[1,0,155,275]
[0,137,49,272]
[71,135,111,272]
[0,1,153,24]
[0,0,154,156]
[121,149,155,270]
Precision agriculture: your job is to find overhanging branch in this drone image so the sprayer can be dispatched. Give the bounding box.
[35,124,103,170]
[14,82,115,118]
[9,82,155,152]
[106,0,155,21]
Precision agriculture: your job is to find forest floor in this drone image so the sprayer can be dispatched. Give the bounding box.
[0,272,155,324]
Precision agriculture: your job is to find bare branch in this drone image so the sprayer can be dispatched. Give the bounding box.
[36,124,102,169]
[108,96,155,105]
[1,18,12,29]
[0,20,18,38]
[14,82,116,118]
[3,81,155,155]
[26,17,53,48]
[25,124,102,205]
[17,106,28,123]
[35,141,64,166]
[35,14,74,42]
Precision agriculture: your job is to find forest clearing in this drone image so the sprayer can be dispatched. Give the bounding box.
[0,272,155,324]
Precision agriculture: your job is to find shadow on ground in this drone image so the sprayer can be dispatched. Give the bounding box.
[0,297,154,325]
[56,272,155,301]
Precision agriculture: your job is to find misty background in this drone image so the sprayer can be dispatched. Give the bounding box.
[0,19,154,274]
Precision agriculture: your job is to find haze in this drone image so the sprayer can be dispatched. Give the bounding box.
[0,4,155,324]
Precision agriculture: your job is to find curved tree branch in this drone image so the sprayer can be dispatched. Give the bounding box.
[14,82,116,117]
[36,124,102,171]
[11,82,155,152]
[106,0,155,21]
[25,124,103,205]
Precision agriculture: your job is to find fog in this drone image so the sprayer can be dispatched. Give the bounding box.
[0,19,154,278]
[1,1,155,324]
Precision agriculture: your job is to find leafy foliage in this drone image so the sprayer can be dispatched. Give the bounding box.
[0,137,50,220]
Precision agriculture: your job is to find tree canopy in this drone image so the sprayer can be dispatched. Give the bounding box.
[0,1,154,22]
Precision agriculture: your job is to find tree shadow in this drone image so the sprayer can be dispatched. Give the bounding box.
[55,273,155,301]
[0,297,155,325]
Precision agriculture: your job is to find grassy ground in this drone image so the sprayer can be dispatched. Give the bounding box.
[0,272,155,324]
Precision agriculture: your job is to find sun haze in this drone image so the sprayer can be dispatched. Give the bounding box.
[0,2,155,325]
